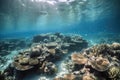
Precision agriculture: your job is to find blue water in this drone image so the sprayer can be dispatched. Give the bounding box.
[0,0,120,38]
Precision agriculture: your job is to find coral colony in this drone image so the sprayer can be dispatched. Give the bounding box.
[0,33,120,80]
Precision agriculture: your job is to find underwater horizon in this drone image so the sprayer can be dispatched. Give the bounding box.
[0,0,120,80]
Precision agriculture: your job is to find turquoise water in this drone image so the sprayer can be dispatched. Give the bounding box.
[0,0,120,36]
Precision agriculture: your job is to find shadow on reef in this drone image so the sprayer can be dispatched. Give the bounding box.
[0,33,88,80]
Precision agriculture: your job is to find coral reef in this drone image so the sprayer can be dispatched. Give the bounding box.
[0,33,88,80]
[0,33,120,80]
[54,43,120,80]
[2,33,120,80]
[0,38,31,56]
[32,33,88,51]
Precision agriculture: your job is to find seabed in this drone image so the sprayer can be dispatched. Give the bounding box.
[0,33,120,80]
